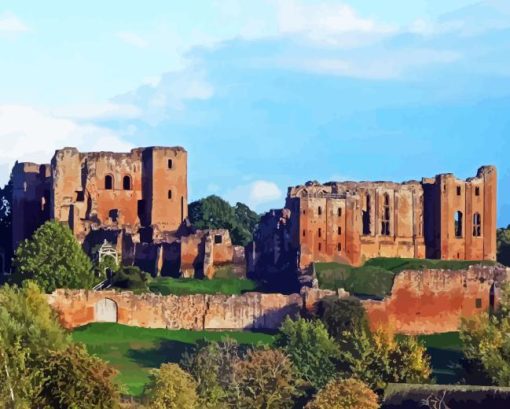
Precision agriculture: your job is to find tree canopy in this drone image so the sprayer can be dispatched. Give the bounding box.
[305,378,380,409]
[188,195,260,246]
[12,221,94,292]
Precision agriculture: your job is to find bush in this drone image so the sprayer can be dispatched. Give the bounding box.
[316,296,368,343]
[229,348,303,409]
[35,344,121,409]
[111,266,150,291]
[306,378,379,409]
[276,317,338,390]
[13,221,94,292]
[143,363,198,409]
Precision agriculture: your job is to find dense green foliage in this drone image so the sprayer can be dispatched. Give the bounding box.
[143,363,199,409]
[229,348,303,409]
[306,378,380,409]
[149,277,258,296]
[338,328,432,391]
[181,339,242,408]
[12,221,94,292]
[316,296,368,343]
[0,283,120,408]
[188,195,260,246]
[36,344,120,409]
[72,323,275,396]
[460,283,510,386]
[497,226,510,266]
[276,317,338,390]
[316,257,496,297]
[111,265,150,291]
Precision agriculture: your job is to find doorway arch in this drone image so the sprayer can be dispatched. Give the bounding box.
[95,298,118,323]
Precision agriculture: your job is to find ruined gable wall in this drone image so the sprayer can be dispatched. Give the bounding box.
[363,265,508,335]
[12,162,51,248]
[47,289,302,330]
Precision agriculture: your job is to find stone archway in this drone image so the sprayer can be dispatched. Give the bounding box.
[95,298,118,323]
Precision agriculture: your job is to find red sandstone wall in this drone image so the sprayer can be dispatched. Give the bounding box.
[363,265,508,335]
[48,290,302,330]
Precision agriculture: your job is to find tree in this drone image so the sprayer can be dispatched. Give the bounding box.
[35,344,120,409]
[497,226,510,266]
[12,221,94,292]
[316,296,368,343]
[143,363,199,409]
[181,339,241,408]
[276,317,339,390]
[338,328,431,391]
[305,378,379,409]
[0,282,70,407]
[229,348,303,409]
[460,283,510,386]
[188,196,260,246]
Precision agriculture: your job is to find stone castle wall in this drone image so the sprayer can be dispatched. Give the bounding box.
[251,166,497,273]
[364,264,508,335]
[48,265,508,334]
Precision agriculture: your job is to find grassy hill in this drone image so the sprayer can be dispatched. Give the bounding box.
[148,277,258,296]
[73,323,275,396]
[316,258,495,298]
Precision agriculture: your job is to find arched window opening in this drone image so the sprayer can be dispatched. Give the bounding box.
[362,194,372,235]
[338,208,342,217]
[105,175,113,190]
[337,243,342,252]
[455,211,463,238]
[123,175,132,191]
[473,213,482,237]
[318,228,322,238]
[318,206,322,216]
[381,193,391,236]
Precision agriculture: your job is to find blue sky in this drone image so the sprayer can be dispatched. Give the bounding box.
[1,0,510,225]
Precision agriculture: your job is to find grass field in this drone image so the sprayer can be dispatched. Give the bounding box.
[72,323,274,396]
[418,332,464,384]
[148,277,258,296]
[316,258,495,298]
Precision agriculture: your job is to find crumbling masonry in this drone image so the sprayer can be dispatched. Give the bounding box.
[250,166,497,274]
[11,147,245,277]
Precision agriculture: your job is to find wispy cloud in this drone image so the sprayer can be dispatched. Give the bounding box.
[0,105,133,185]
[0,12,29,33]
[225,180,283,210]
[116,31,148,48]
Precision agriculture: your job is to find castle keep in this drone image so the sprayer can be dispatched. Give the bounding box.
[251,166,497,272]
[11,147,244,278]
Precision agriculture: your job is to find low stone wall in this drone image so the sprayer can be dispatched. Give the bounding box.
[364,265,508,335]
[48,265,509,334]
[47,290,302,330]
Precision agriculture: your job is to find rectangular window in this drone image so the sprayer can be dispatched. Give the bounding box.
[457,186,461,196]
[476,298,482,309]
[303,230,306,237]
[168,190,172,199]
[168,159,173,169]
[338,226,342,235]
[337,243,342,252]
[318,228,322,238]
[214,235,223,244]
[475,187,480,196]
[318,243,322,251]
[338,208,342,217]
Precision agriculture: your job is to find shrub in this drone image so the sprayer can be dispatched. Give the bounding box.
[316,296,368,342]
[111,266,150,291]
[276,317,339,390]
[143,363,198,409]
[305,378,379,409]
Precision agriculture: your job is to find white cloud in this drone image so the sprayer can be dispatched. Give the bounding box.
[0,12,29,33]
[0,105,133,185]
[226,180,283,211]
[116,67,214,124]
[116,31,148,48]
[289,49,461,80]
[275,0,395,46]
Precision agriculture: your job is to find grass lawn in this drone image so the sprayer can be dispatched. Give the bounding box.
[418,332,464,384]
[316,258,495,298]
[72,323,274,396]
[149,277,258,296]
